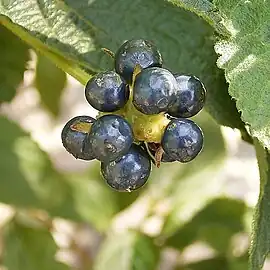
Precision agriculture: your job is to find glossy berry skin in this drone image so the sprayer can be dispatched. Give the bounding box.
[160,152,175,162]
[85,71,129,112]
[86,114,133,162]
[115,39,162,84]
[161,118,203,163]
[61,116,96,160]
[168,74,206,118]
[101,144,151,192]
[133,67,178,115]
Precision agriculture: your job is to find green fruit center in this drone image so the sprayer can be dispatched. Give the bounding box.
[123,94,169,143]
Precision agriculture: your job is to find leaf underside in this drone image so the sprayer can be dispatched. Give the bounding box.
[212,2,270,266]
[214,0,270,149]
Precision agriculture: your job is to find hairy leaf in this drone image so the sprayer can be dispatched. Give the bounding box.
[165,0,229,36]
[214,0,270,149]
[0,0,245,130]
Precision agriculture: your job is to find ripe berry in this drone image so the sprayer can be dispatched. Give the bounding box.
[161,118,203,163]
[85,114,133,162]
[168,75,206,118]
[101,144,151,192]
[115,39,162,84]
[61,116,96,160]
[85,71,129,112]
[160,152,175,162]
[133,67,178,115]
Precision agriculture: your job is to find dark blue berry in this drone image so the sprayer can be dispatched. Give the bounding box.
[86,114,133,162]
[161,118,203,163]
[161,152,176,162]
[133,67,178,115]
[85,71,129,112]
[101,144,151,192]
[115,39,162,84]
[168,74,206,118]
[61,116,96,160]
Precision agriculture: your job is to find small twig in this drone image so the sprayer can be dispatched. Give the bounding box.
[143,142,156,165]
[155,146,165,168]
[131,64,142,88]
[148,142,159,152]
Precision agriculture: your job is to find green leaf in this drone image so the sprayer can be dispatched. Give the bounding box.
[93,231,159,270]
[231,254,250,270]
[214,0,270,149]
[0,0,245,130]
[249,141,270,269]
[0,24,29,102]
[165,198,246,253]
[35,54,67,117]
[165,0,229,36]
[0,116,54,207]
[2,219,68,270]
[66,162,136,231]
[0,116,118,231]
[67,162,144,229]
[0,16,91,85]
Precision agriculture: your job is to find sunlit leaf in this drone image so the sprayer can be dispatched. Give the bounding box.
[0,0,245,130]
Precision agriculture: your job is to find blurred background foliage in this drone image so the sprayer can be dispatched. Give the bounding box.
[0,7,262,270]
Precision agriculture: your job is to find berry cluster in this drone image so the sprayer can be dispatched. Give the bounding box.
[61,39,206,192]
